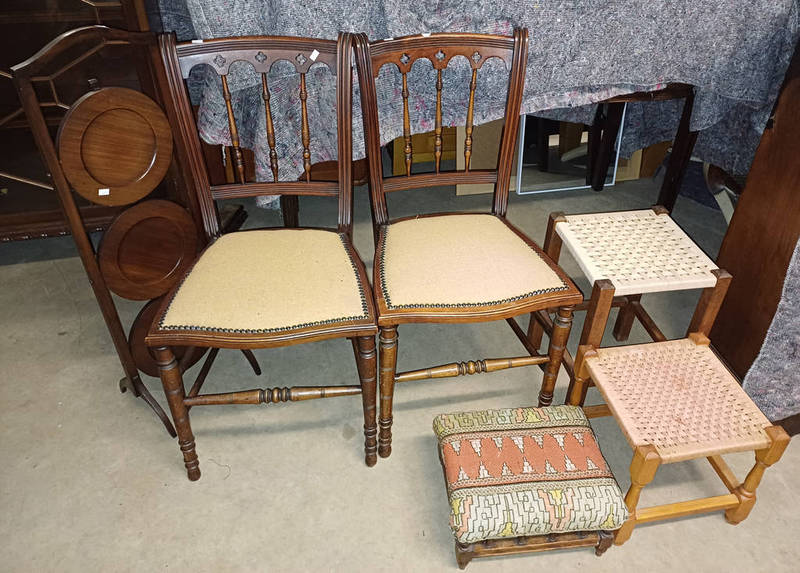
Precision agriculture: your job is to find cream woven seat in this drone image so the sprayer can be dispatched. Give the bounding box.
[584,338,771,463]
[155,229,372,335]
[376,214,569,318]
[555,209,718,296]
[528,207,730,382]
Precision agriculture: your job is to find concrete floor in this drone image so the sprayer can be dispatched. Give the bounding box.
[1,179,798,572]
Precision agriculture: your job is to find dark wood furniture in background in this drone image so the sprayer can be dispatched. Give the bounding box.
[588,83,696,211]
[0,0,154,241]
[12,26,180,434]
[151,32,378,480]
[354,30,583,464]
[711,41,800,429]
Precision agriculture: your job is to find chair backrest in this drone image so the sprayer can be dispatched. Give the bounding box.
[157,33,355,240]
[354,29,528,231]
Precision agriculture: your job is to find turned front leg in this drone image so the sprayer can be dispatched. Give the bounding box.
[725,425,790,524]
[354,335,378,467]
[378,326,398,458]
[615,445,660,545]
[539,305,574,406]
[154,346,200,481]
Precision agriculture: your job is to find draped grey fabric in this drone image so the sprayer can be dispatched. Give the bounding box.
[154,0,799,202]
[743,238,800,422]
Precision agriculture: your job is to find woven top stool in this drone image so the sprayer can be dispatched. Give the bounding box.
[433,405,628,568]
[569,334,790,546]
[527,206,731,387]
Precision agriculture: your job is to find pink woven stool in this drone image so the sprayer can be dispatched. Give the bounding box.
[569,333,790,545]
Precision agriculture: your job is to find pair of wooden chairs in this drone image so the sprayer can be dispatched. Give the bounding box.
[148,28,583,481]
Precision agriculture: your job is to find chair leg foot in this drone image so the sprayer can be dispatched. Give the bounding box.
[539,306,573,406]
[154,346,201,482]
[354,335,378,467]
[378,326,398,459]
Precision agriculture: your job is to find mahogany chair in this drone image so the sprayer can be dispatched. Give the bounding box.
[354,29,583,459]
[151,32,378,480]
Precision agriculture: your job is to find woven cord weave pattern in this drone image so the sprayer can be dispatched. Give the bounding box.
[586,339,771,463]
[558,210,718,296]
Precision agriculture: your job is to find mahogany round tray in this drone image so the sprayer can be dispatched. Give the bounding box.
[57,87,173,207]
[129,297,207,377]
[98,199,198,300]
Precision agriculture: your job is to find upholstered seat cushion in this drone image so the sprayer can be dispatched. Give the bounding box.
[555,209,718,296]
[433,405,628,544]
[156,229,371,334]
[377,214,568,311]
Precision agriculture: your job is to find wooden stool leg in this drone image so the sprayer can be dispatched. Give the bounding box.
[539,305,574,406]
[528,212,566,351]
[354,335,378,467]
[687,269,732,337]
[154,346,200,481]
[567,344,596,406]
[378,326,398,458]
[725,426,790,524]
[565,280,614,403]
[612,293,640,341]
[615,445,660,545]
[595,530,614,556]
[455,542,475,569]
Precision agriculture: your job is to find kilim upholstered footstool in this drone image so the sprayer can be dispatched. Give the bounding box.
[433,405,628,568]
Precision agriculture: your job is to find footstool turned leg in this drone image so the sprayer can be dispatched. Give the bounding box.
[615,444,660,545]
[595,530,614,556]
[725,425,790,524]
[455,542,474,569]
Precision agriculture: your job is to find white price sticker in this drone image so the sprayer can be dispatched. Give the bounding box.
[309,49,319,62]
[98,188,110,196]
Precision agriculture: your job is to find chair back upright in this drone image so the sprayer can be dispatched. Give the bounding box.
[354,29,529,236]
[157,32,355,241]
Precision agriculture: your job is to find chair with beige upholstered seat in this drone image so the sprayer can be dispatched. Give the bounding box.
[354,29,583,459]
[149,33,378,480]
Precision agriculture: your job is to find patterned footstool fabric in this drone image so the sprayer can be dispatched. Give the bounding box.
[433,405,628,544]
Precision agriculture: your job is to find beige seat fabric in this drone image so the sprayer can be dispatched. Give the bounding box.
[378,214,566,309]
[160,229,369,333]
[556,209,718,296]
[585,338,771,463]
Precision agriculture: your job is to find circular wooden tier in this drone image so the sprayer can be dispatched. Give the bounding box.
[98,199,197,300]
[57,87,173,206]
